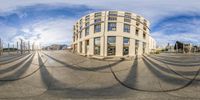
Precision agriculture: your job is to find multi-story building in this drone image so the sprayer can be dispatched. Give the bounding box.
[72,11,155,59]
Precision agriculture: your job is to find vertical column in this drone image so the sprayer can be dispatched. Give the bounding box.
[0,38,3,56]
[116,36,123,56]
[138,41,143,56]
[100,36,104,56]
[88,38,94,56]
[77,42,80,53]
[129,38,135,57]
[82,40,86,55]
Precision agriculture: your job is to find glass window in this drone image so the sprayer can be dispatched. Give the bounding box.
[124,18,131,23]
[125,12,131,18]
[124,24,130,33]
[123,37,129,55]
[123,37,129,45]
[135,29,139,36]
[108,22,116,31]
[85,15,90,22]
[85,22,90,27]
[143,32,146,39]
[107,36,116,56]
[94,24,101,33]
[94,37,101,55]
[85,28,89,36]
[108,17,117,21]
[94,18,101,23]
[107,36,116,44]
[109,11,118,16]
[95,12,102,17]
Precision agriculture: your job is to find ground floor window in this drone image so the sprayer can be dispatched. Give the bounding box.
[85,40,89,54]
[94,37,100,55]
[79,42,82,53]
[123,37,130,55]
[123,47,129,55]
[107,36,116,56]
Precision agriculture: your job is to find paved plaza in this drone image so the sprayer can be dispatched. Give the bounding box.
[0,51,199,100]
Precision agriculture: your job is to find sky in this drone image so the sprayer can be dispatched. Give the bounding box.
[0,0,200,47]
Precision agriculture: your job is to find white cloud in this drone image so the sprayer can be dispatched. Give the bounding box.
[0,0,200,22]
[17,18,76,46]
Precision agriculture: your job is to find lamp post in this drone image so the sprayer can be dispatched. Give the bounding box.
[20,39,23,54]
[0,38,3,56]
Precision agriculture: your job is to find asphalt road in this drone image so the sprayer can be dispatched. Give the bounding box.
[0,50,199,100]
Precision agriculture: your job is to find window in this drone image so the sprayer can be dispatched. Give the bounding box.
[143,19,147,26]
[123,37,130,55]
[94,37,101,55]
[108,17,117,21]
[109,11,118,16]
[94,24,101,33]
[135,29,139,36]
[136,22,140,26]
[136,15,140,21]
[107,36,116,56]
[143,26,147,31]
[124,24,130,33]
[143,32,146,39]
[85,28,89,36]
[85,15,90,22]
[123,37,129,45]
[85,22,90,27]
[125,12,131,18]
[95,12,102,17]
[108,22,116,31]
[124,18,131,23]
[94,18,101,23]
[85,40,89,54]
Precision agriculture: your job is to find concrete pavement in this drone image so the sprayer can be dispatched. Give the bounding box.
[0,50,199,100]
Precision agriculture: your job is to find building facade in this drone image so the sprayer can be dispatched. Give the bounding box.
[72,11,154,58]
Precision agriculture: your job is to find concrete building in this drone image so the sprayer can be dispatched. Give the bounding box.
[72,11,155,59]
[174,41,192,53]
[148,36,156,53]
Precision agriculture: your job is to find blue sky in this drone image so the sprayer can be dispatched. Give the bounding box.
[0,0,200,47]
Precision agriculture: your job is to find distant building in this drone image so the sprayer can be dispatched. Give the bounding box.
[148,36,156,52]
[174,41,192,53]
[165,43,175,52]
[43,44,68,50]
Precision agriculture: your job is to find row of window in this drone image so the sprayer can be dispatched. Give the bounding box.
[74,22,146,41]
[78,36,146,55]
[75,11,147,28]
